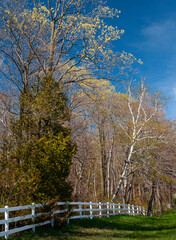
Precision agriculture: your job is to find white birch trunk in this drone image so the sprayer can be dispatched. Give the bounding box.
[112,143,135,202]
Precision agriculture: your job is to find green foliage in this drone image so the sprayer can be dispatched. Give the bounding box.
[15,132,75,202]
[0,76,76,205]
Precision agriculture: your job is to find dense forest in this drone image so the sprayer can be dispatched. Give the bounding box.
[0,0,175,216]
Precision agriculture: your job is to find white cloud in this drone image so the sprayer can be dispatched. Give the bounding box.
[131,17,176,118]
[141,19,176,50]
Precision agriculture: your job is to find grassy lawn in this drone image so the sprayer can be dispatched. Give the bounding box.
[8,212,176,240]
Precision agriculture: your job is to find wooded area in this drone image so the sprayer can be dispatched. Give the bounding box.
[0,0,175,215]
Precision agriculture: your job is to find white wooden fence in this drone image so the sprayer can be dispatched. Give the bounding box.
[0,202,146,239]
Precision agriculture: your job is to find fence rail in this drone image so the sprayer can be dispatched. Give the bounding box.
[0,202,146,239]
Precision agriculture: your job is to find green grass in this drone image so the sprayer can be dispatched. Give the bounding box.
[8,212,176,240]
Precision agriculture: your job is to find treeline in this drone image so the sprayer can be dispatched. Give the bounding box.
[0,0,175,215]
[68,79,176,214]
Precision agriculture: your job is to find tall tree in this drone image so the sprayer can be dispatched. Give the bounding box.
[0,76,76,205]
[0,0,136,205]
[112,81,164,202]
[0,0,137,93]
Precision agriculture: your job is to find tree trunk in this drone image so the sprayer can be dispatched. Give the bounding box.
[157,184,163,215]
[48,20,55,73]
[126,172,135,204]
[147,181,156,216]
[123,176,128,204]
[112,143,135,202]
[99,126,107,199]
[169,184,173,208]
[93,172,97,202]
[107,138,114,200]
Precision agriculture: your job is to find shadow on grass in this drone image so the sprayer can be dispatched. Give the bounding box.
[59,229,176,240]
[69,215,174,229]
[9,213,176,239]
[59,214,176,239]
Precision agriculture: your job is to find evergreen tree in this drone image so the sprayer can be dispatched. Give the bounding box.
[0,76,76,205]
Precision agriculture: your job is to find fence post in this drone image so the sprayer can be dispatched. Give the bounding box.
[90,202,93,219]
[143,207,145,216]
[79,201,82,220]
[137,205,139,215]
[118,203,121,214]
[139,206,142,215]
[51,209,54,228]
[99,202,102,218]
[67,203,70,224]
[31,203,35,232]
[113,203,115,216]
[124,204,126,214]
[132,205,135,215]
[128,204,131,215]
[107,202,109,217]
[5,206,9,240]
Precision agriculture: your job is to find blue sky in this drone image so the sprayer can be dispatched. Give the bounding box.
[107,0,176,118]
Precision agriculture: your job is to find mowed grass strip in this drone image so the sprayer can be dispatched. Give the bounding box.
[8,212,176,240]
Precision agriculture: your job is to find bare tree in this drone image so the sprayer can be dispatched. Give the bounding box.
[112,81,164,202]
